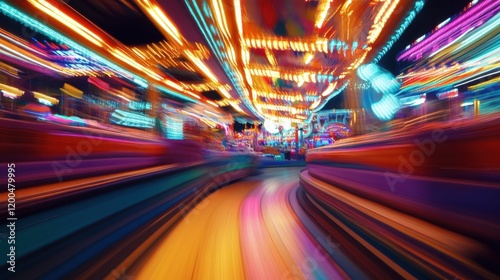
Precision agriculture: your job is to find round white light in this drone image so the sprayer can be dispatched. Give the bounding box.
[264,119,279,134]
[281,119,292,131]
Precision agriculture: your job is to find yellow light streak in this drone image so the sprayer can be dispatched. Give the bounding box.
[164,79,184,92]
[206,100,219,107]
[212,0,231,38]
[367,0,401,44]
[218,86,232,99]
[28,0,104,47]
[304,53,314,65]
[111,49,144,71]
[185,90,201,99]
[321,82,337,96]
[33,91,59,104]
[234,0,243,36]
[0,83,24,97]
[185,50,220,82]
[229,100,244,112]
[138,1,184,46]
[341,0,352,14]
[315,0,331,29]
[265,49,278,66]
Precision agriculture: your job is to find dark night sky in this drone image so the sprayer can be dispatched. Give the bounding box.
[378,0,473,75]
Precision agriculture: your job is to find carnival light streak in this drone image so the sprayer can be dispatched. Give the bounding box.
[184,0,261,118]
[398,0,500,95]
[0,0,224,110]
[0,1,142,83]
[27,0,105,47]
[134,0,239,107]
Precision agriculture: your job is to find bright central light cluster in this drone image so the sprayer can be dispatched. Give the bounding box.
[264,119,292,134]
[185,0,419,124]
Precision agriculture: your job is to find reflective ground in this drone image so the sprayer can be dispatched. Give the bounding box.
[130,167,354,280]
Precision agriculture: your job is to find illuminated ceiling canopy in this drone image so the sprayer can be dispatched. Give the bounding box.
[0,0,422,123]
[186,0,422,123]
